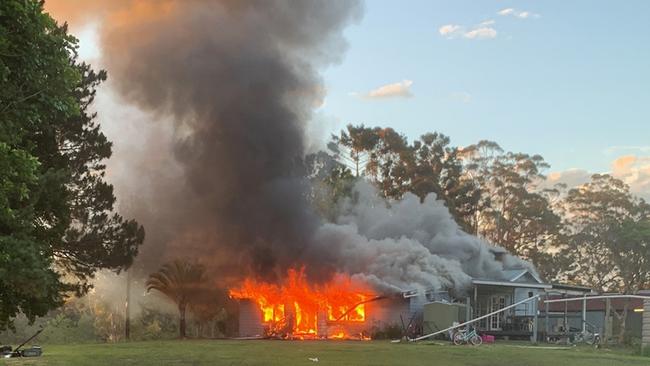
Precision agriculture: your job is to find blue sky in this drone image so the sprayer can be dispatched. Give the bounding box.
[319,0,650,174]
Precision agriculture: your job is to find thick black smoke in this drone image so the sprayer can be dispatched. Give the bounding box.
[76,0,534,295]
[100,0,363,282]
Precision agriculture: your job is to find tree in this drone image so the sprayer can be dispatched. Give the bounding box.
[459,141,563,277]
[457,140,504,235]
[331,124,379,177]
[411,132,478,232]
[305,147,357,222]
[331,125,478,229]
[561,174,650,343]
[189,288,231,338]
[146,259,207,338]
[0,0,144,330]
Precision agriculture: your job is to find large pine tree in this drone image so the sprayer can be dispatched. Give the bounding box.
[0,0,144,330]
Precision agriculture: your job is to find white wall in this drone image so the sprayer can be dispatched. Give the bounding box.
[513,288,539,316]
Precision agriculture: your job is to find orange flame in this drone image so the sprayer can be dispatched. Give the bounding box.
[229,267,373,339]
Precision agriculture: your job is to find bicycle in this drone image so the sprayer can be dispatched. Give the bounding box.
[452,327,483,346]
[572,330,601,347]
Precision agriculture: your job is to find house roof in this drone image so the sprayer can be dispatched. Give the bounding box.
[472,279,552,289]
[502,269,543,283]
[545,296,644,312]
[472,267,550,289]
[550,283,594,294]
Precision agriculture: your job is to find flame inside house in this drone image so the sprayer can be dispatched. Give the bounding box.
[229,268,374,339]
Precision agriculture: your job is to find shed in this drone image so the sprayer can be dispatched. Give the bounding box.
[423,302,468,335]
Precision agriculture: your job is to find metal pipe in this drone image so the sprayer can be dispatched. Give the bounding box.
[332,295,387,322]
[412,295,540,341]
[531,297,538,344]
[465,296,471,331]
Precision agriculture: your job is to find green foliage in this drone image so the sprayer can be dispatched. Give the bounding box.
[134,305,177,341]
[0,0,144,331]
[146,259,207,338]
[638,345,650,358]
[561,174,650,292]
[331,125,478,230]
[559,174,650,344]
[459,141,564,279]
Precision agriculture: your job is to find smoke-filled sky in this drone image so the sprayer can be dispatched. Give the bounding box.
[46,0,366,283]
[47,0,650,202]
[43,1,636,294]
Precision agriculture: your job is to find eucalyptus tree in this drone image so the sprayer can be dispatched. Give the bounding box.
[560,174,650,343]
[460,141,563,279]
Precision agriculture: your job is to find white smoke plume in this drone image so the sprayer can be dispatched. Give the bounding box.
[312,181,534,294]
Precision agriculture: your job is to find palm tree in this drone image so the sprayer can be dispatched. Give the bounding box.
[146,259,206,338]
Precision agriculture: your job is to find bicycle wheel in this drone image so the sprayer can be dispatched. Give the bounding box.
[592,335,601,346]
[470,335,483,346]
[453,332,464,345]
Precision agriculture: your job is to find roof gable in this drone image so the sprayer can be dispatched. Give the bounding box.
[503,268,543,284]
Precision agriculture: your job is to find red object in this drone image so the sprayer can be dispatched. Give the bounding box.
[481,335,495,343]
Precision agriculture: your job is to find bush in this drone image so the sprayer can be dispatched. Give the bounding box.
[635,344,650,357]
[131,305,177,341]
[371,324,403,340]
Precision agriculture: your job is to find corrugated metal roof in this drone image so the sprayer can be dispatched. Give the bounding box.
[472,279,552,289]
[545,296,644,311]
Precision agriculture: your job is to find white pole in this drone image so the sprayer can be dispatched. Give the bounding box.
[582,295,586,335]
[531,297,538,344]
[413,295,540,341]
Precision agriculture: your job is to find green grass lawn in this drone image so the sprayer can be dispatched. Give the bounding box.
[1,340,647,366]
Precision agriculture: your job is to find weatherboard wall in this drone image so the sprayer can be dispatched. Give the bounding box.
[238,299,264,337]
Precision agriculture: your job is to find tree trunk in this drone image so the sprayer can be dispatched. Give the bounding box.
[604,298,611,345]
[179,303,187,339]
[125,270,131,341]
[617,299,630,344]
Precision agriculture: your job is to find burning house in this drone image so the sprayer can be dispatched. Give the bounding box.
[231,268,448,339]
[84,0,565,341]
[229,243,588,340]
[229,237,546,340]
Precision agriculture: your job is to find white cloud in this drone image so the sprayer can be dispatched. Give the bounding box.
[498,8,515,16]
[464,27,497,40]
[541,157,650,201]
[498,8,539,19]
[611,155,650,201]
[356,80,414,100]
[439,24,462,37]
[542,169,592,190]
[517,11,530,19]
[439,8,537,42]
[438,24,497,40]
